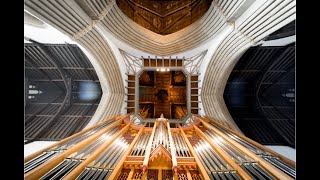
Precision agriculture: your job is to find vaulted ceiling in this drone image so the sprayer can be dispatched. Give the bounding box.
[224,43,295,147]
[138,70,187,119]
[25,42,102,142]
[24,0,296,137]
[116,0,212,35]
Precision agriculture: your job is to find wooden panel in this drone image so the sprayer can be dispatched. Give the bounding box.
[151,59,157,67]
[139,71,187,119]
[191,109,198,114]
[191,82,198,88]
[191,76,198,81]
[156,59,162,67]
[116,0,213,35]
[128,82,135,87]
[191,89,198,94]
[128,75,135,81]
[127,108,134,114]
[128,95,135,100]
[128,88,135,94]
[172,59,177,67]
[191,96,198,101]
[164,59,169,66]
[177,60,183,67]
[144,59,149,66]
[127,102,135,107]
[191,102,198,107]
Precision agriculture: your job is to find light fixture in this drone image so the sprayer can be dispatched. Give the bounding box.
[156,69,159,71]
[160,68,166,72]
[167,68,170,71]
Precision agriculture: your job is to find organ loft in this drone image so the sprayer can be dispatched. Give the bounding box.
[24,0,296,179]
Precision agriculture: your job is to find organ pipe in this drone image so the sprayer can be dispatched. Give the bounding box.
[75,136,129,180]
[211,123,295,178]
[39,127,120,180]
[172,133,191,157]
[24,120,117,173]
[130,133,150,156]
[24,119,123,180]
[24,115,295,180]
[205,129,274,180]
[200,119,294,180]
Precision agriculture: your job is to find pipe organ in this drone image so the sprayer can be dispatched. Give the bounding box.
[130,133,151,157]
[24,119,118,174]
[152,121,170,151]
[76,136,130,179]
[172,133,191,157]
[24,115,295,180]
[208,122,296,178]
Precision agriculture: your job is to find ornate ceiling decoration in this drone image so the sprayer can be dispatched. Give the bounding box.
[138,70,187,119]
[116,0,213,35]
[120,49,207,75]
[24,0,296,133]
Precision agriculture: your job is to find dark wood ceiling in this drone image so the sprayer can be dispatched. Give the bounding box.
[25,43,102,142]
[116,0,212,35]
[224,43,295,148]
[139,71,187,119]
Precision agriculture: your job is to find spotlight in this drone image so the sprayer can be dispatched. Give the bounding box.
[156,69,159,71]
[160,68,166,72]
[167,69,170,71]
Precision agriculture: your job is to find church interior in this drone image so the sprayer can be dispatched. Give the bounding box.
[24,0,296,179]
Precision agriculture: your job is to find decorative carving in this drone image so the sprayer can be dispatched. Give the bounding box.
[119,49,143,75]
[133,169,143,179]
[176,158,195,162]
[163,169,174,180]
[126,156,144,161]
[139,70,187,119]
[116,0,213,35]
[121,51,202,118]
[183,51,207,75]
[149,145,172,163]
[173,166,179,174]
[153,2,160,9]
[142,164,148,173]
[166,3,174,10]
[178,170,188,180]
[153,18,161,29]
[166,18,172,26]
[147,169,158,180]
[190,170,202,180]
[117,168,130,180]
